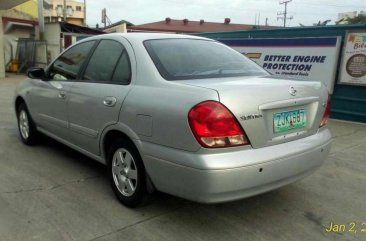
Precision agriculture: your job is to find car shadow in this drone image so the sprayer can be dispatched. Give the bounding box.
[39,134,107,172]
[38,133,297,215]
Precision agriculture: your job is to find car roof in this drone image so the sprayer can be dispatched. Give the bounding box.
[80,32,212,43]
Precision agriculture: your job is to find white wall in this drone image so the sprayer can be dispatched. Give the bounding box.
[104,23,127,33]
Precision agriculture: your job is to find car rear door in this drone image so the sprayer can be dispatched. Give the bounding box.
[29,40,96,140]
[67,38,134,156]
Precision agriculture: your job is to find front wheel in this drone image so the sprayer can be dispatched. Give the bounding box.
[108,139,147,207]
[17,103,39,145]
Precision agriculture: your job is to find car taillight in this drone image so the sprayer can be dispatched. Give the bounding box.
[188,101,250,148]
[320,95,331,127]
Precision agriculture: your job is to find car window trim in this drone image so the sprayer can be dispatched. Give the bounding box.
[77,39,101,80]
[110,50,132,85]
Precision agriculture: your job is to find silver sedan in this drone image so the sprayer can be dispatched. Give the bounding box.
[14,33,332,207]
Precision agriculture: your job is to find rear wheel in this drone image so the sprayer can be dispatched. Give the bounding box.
[17,103,39,145]
[108,139,146,207]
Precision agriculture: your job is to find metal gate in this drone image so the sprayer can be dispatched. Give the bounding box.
[16,38,48,73]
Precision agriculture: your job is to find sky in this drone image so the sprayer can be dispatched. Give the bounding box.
[82,0,366,27]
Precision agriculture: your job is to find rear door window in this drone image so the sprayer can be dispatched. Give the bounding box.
[83,40,125,83]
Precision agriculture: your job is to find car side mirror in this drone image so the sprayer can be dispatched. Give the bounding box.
[27,68,46,80]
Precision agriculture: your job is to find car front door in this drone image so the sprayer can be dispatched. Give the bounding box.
[67,38,134,156]
[29,40,96,140]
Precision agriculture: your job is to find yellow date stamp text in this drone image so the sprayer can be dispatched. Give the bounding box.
[325,222,366,234]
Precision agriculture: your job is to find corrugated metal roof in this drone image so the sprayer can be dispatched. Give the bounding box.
[60,22,104,35]
[128,18,276,33]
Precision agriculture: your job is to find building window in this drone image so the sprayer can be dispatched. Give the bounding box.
[56,4,63,16]
[49,4,53,10]
[66,5,74,16]
[76,6,82,11]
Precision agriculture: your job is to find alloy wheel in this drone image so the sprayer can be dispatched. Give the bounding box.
[112,148,138,197]
[19,110,30,140]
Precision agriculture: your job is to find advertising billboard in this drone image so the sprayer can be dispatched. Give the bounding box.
[339,32,366,86]
[220,37,342,93]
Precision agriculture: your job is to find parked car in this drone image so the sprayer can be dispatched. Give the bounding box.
[14,33,332,207]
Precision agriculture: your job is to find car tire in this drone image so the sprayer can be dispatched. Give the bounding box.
[17,103,39,145]
[108,139,147,208]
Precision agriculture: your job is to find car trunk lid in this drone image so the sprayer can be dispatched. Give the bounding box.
[179,76,327,148]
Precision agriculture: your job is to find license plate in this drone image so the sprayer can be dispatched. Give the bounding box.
[273,109,306,133]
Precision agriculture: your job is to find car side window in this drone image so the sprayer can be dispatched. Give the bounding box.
[83,40,124,82]
[111,51,131,85]
[48,41,95,81]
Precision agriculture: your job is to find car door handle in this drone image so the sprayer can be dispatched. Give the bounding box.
[103,97,117,107]
[58,90,66,99]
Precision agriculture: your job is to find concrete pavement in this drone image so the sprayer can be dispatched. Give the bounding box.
[1,74,365,241]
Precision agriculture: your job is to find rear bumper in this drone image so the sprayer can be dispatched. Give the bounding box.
[142,128,332,203]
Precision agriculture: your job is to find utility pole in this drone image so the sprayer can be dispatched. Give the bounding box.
[101,8,112,28]
[254,13,261,26]
[277,0,293,27]
[37,0,44,40]
[84,0,87,26]
[102,8,106,28]
[254,14,257,26]
[63,0,67,22]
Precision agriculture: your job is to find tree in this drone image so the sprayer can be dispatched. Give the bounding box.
[347,14,366,24]
[343,14,366,24]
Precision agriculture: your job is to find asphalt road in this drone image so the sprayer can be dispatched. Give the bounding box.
[1,74,365,241]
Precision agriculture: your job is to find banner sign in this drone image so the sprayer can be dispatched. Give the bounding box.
[339,32,366,86]
[219,37,341,93]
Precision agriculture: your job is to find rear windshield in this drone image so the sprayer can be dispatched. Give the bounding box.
[144,39,268,80]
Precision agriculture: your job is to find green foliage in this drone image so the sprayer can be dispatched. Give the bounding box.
[346,15,366,24]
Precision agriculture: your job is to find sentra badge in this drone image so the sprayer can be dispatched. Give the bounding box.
[240,114,263,121]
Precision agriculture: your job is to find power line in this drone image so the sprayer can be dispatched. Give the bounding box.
[146,0,358,26]
[289,1,366,8]
[240,0,366,8]
[160,0,357,17]
[277,0,293,27]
